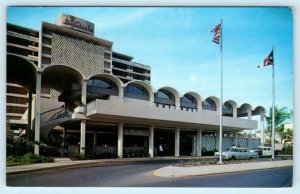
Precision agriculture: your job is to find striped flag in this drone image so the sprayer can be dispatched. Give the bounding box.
[211,23,221,44]
[257,50,274,68]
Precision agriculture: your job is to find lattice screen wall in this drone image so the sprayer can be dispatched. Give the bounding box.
[51,33,104,78]
[202,136,261,151]
[50,89,61,100]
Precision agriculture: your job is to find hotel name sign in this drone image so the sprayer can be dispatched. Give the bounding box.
[124,129,150,136]
[56,14,95,36]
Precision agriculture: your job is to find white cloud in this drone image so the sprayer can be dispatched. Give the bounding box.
[188,73,199,82]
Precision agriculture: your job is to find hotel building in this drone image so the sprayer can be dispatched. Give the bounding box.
[7,14,265,157]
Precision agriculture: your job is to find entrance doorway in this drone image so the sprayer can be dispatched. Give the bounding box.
[180,130,197,156]
[154,128,175,156]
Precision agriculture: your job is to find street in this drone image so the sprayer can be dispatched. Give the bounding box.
[7,160,292,187]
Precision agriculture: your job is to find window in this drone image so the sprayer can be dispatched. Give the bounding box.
[181,94,196,104]
[155,89,174,100]
[202,98,217,111]
[125,84,149,96]
[87,77,117,90]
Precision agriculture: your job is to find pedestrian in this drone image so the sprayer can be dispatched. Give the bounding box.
[159,144,164,156]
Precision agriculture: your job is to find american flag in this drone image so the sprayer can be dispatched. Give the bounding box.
[257,50,274,68]
[211,23,221,44]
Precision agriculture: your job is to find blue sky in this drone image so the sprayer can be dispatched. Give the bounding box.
[7,7,293,126]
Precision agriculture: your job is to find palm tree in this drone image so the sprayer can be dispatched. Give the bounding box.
[264,106,292,143]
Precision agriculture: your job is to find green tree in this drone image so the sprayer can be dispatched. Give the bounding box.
[264,106,292,143]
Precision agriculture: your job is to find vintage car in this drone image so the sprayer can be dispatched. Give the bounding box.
[215,147,259,160]
[250,146,272,157]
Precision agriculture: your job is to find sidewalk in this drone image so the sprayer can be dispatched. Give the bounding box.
[153,160,293,178]
[6,156,214,175]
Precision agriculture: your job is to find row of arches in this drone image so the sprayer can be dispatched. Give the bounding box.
[7,54,265,117]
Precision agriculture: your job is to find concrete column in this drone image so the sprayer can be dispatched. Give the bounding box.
[62,127,67,147]
[118,122,124,158]
[175,127,180,157]
[149,125,154,157]
[27,91,32,151]
[93,131,97,147]
[215,131,220,151]
[80,120,86,154]
[81,80,87,105]
[233,132,238,146]
[34,72,41,155]
[233,107,237,118]
[260,113,265,145]
[175,97,180,110]
[247,110,252,120]
[197,129,202,156]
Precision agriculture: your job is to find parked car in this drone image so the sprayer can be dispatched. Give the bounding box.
[250,146,272,157]
[215,147,258,160]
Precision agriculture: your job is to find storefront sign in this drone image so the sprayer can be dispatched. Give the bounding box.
[124,129,149,136]
[56,14,95,35]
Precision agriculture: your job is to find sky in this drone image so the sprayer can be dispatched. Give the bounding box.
[6,7,294,128]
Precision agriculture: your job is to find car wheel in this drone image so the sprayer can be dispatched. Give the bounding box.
[230,156,236,160]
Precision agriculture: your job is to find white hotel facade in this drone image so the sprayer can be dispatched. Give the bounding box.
[7,14,266,157]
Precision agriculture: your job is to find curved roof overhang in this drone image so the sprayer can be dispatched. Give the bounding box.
[157,86,180,100]
[7,53,38,91]
[125,80,155,95]
[88,73,124,91]
[41,64,84,92]
[182,91,202,105]
[237,103,253,117]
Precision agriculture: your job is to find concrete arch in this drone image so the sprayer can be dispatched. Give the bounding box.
[252,106,266,116]
[7,53,39,91]
[41,64,85,92]
[238,103,253,117]
[182,91,202,110]
[157,86,181,109]
[124,80,155,103]
[224,100,238,117]
[88,73,124,97]
[204,96,220,112]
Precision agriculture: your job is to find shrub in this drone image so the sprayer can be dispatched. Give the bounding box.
[280,145,293,155]
[7,153,54,167]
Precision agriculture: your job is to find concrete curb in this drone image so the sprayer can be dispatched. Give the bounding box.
[7,156,214,175]
[153,160,293,178]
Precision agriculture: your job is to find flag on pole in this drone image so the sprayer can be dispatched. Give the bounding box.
[211,23,221,44]
[257,50,274,68]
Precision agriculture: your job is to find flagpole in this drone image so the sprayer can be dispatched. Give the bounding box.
[271,45,275,160]
[217,20,224,164]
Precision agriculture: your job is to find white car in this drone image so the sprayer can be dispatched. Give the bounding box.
[250,146,272,157]
[215,147,258,160]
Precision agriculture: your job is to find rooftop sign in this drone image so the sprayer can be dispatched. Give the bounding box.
[56,14,95,36]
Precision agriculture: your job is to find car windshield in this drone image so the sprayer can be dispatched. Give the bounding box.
[254,147,262,150]
[227,148,239,152]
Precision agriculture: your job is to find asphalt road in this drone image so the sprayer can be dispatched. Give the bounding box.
[7,160,292,187]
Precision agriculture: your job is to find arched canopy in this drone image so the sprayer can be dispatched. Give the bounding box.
[155,89,175,100]
[223,100,237,115]
[237,103,253,117]
[157,87,180,100]
[183,92,202,105]
[203,96,219,111]
[88,73,123,91]
[252,106,266,116]
[125,80,155,94]
[41,64,84,92]
[181,93,198,109]
[7,53,38,91]
[124,80,153,101]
